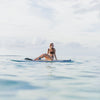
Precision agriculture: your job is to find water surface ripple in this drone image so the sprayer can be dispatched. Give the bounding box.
[0,55,100,100]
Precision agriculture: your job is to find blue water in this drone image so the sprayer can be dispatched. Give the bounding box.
[0,55,100,100]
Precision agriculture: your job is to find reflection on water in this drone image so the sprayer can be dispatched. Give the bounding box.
[0,55,100,100]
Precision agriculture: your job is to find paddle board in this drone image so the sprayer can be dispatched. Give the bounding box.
[24,58,72,62]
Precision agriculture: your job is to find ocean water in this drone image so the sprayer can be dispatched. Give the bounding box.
[0,55,100,100]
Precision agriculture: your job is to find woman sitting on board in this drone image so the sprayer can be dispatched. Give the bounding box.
[34,43,57,61]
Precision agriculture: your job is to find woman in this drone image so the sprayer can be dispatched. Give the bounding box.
[34,43,57,61]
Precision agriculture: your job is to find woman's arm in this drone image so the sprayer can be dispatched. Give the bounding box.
[54,49,57,60]
[47,49,49,54]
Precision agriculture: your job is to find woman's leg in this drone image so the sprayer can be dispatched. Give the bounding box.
[34,53,53,61]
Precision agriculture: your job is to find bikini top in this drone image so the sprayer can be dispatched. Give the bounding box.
[50,51,54,54]
[48,48,55,54]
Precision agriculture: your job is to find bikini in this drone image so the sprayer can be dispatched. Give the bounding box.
[50,51,54,54]
[48,49,55,59]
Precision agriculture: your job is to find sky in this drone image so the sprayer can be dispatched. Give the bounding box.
[0,0,100,56]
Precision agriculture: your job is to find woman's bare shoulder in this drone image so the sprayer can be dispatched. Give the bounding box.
[53,48,56,51]
[54,48,56,50]
[48,48,49,50]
